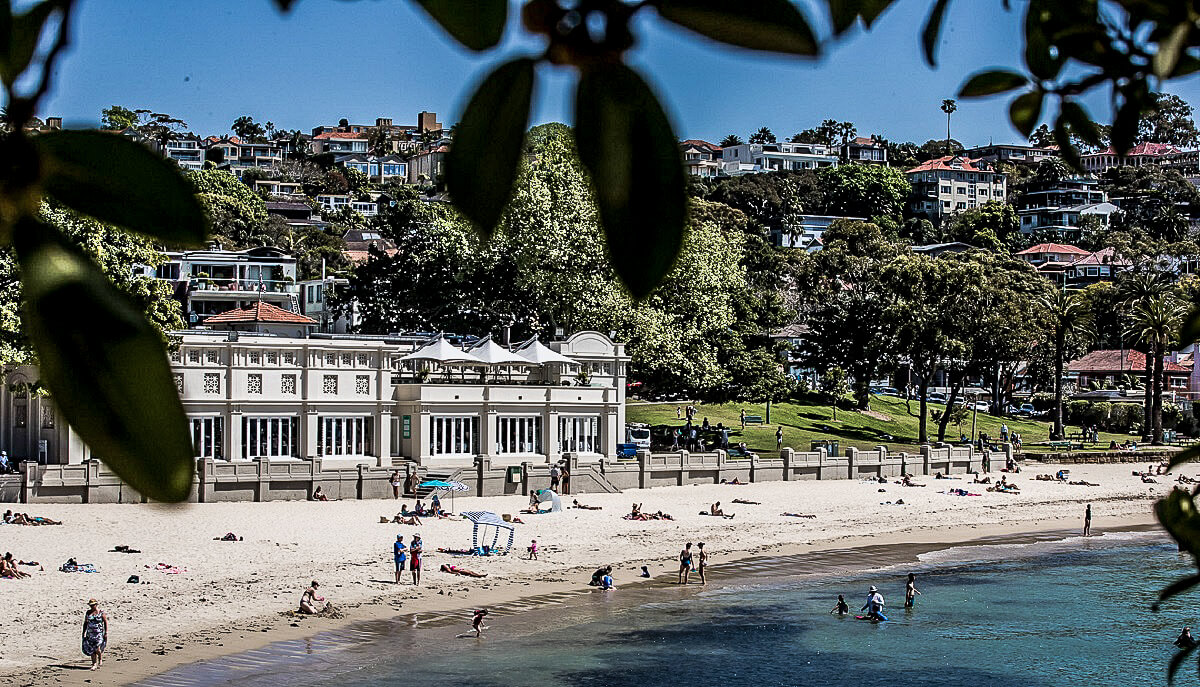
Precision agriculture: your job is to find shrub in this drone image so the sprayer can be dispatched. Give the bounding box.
[1031,392,1055,411]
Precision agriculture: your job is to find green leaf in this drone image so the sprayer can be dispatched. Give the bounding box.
[1153,20,1191,80]
[1168,443,1200,471]
[1110,94,1143,156]
[1059,101,1103,147]
[1008,90,1044,138]
[414,0,507,51]
[446,58,535,238]
[34,130,208,246]
[1,0,58,87]
[958,70,1027,98]
[574,63,687,300]
[655,0,819,56]
[921,0,951,66]
[1181,306,1200,347]
[1022,2,1064,80]
[827,0,896,35]
[13,219,194,502]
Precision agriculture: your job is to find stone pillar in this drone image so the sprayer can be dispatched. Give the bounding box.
[749,451,757,483]
[677,450,688,485]
[520,460,531,496]
[254,457,268,502]
[377,408,392,468]
[899,452,909,476]
[228,407,243,461]
[476,454,490,497]
[637,449,649,489]
[305,409,320,460]
[481,409,498,463]
[781,447,793,480]
[920,444,933,476]
[545,411,559,465]
[846,446,858,479]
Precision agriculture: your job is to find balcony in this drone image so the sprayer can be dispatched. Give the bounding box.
[187,278,299,295]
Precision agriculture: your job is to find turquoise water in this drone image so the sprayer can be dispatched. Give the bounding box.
[140,531,1199,687]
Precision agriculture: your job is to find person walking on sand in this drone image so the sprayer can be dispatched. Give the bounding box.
[410,534,423,585]
[393,534,407,584]
[776,426,784,450]
[1084,503,1092,537]
[550,464,561,492]
[697,542,709,585]
[404,471,417,497]
[528,539,538,560]
[905,573,922,608]
[678,542,694,585]
[561,465,571,495]
[390,471,401,499]
[81,599,107,671]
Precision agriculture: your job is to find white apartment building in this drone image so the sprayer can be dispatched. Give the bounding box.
[142,246,301,326]
[162,138,205,171]
[680,140,723,177]
[720,142,838,175]
[1,330,629,470]
[906,156,1007,221]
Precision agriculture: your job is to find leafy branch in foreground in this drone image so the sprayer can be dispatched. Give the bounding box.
[1,0,206,501]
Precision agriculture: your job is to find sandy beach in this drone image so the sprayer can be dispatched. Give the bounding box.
[0,461,1172,685]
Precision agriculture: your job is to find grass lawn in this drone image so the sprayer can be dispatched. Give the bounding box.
[625,395,1135,454]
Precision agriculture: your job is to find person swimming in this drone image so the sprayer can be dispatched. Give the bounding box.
[1176,627,1198,649]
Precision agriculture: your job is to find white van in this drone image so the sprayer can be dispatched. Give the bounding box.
[625,423,651,449]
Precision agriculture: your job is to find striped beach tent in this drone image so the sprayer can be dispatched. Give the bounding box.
[463,511,516,554]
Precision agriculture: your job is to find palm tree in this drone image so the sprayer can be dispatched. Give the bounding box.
[941,99,957,156]
[1042,290,1092,439]
[719,134,743,148]
[1117,269,1172,432]
[749,126,776,144]
[1125,295,1186,444]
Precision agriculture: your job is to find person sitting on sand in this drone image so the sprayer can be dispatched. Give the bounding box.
[732,498,760,505]
[298,581,324,614]
[0,552,29,579]
[831,594,849,616]
[900,475,925,487]
[1176,627,1198,650]
[589,565,613,586]
[708,502,734,518]
[392,514,422,526]
[572,499,602,510]
[600,572,615,590]
[441,564,488,578]
[311,487,328,502]
[973,476,992,484]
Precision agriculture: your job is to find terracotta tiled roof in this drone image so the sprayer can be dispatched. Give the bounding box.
[1086,142,1180,157]
[851,136,882,146]
[680,139,722,152]
[1070,246,1131,267]
[1016,243,1089,256]
[1069,349,1189,374]
[204,301,316,325]
[905,156,996,174]
[313,131,368,140]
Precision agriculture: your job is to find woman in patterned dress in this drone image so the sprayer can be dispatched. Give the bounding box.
[81,599,107,670]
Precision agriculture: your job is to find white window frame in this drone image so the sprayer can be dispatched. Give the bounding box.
[191,416,224,459]
[243,416,299,459]
[317,416,374,456]
[558,416,601,454]
[497,416,543,455]
[429,415,479,457]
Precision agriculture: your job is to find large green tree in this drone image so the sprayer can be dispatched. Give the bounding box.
[0,204,183,367]
[817,163,911,220]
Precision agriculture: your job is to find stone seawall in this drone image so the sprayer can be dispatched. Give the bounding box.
[7,444,1010,504]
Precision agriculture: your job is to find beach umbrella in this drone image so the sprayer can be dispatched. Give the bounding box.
[444,480,470,509]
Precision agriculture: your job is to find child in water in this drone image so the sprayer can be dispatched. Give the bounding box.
[831,594,849,615]
[905,573,922,608]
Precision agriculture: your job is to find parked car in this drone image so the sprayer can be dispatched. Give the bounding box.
[1017,403,1037,416]
[926,392,948,404]
[972,401,990,413]
[874,387,900,397]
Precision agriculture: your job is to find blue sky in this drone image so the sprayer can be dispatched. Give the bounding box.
[32,0,1200,147]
